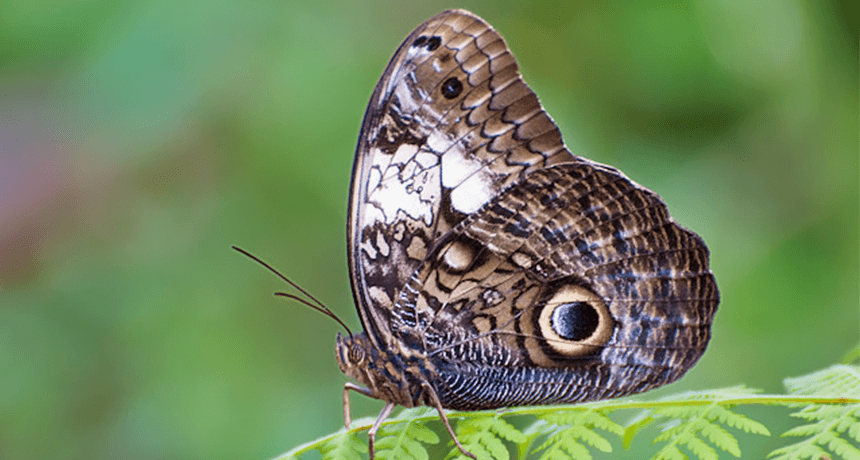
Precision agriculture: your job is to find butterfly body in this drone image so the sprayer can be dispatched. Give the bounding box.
[334,9,718,458]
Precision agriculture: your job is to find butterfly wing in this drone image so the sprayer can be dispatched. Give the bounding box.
[348,9,574,347]
[391,163,719,410]
[349,9,719,410]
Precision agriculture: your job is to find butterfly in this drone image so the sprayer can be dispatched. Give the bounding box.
[249,8,718,460]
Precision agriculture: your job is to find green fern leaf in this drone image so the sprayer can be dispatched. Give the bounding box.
[536,437,592,460]
[828,436,860,459]
[646,390,770,460]
[768,364,860,460]
[782,421,828,438]
[711,405,770,435]
[623,413,656,449]
[489,416,528,443]
[653,444,687,460]
[533,408,622,460]
[584,410,624,435]
[680,433,718,460]
[848,414,860,442]
[318,430,365,460]
[409,423,441,444]
[448,416,524,460]
[785,365,860,396]
[768,442,829,460]
[402,437,431,460]
[652,421,685,443]
[697,417,740,456]
[280,357,858,460]
[375,417,439,460]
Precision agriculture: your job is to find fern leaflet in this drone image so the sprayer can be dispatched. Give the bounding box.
[644,387,770,460]
[768,365,860,460]
[374,412,440,460]
[533,408,623,460]
[318,430,366,460]
[446,414,526,459]
[278,360,859,460]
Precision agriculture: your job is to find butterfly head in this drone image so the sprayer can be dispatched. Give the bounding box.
[335,332,370,382]
[335,331,422,407]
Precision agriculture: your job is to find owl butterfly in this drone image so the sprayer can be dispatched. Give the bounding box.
[319,8,716,459]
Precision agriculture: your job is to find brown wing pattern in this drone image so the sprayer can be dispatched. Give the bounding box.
[348,9,576,347]
[390,163,719,409]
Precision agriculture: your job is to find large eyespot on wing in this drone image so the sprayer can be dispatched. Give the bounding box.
[389,161,719,410]
[348,9,577,348]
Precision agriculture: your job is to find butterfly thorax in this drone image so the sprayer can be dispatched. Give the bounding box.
[336,332,433,408]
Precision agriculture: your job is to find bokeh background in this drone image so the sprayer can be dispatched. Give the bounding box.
[1,1,857,459]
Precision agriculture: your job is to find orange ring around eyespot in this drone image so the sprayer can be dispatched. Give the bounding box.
[536,285,615,357]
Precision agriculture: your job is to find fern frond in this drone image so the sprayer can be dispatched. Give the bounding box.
[784,365,860,397]
[533,408,623,460]
[768,364,860,460]
[278,361,860,460]
[375,415,439,460]
[318,430,366,460]
[446,414,526,460]
[644,388,771,460]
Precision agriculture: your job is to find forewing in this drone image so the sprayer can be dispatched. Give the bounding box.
[348,9,574,346]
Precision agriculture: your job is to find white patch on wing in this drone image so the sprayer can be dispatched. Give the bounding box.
[416,167,439,203]
[426,130,449,153]
[415,151,438,169]
[376,232,390,257]
[392,143,418,166]
[382,143,417,183]
[360,238,378,259]
[367,165,440,226]
[367,159,383,193]
[393,79,422,115]
[441,148,482,189]
[368,286,392,310]
[360,202,385,231]
[450,170,495,214]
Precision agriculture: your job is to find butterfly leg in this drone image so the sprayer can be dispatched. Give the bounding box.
[342,382,373,428]
[367,401,396,460]
[422,382,476,459]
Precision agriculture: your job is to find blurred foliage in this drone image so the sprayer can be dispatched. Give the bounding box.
[0,1,856,459]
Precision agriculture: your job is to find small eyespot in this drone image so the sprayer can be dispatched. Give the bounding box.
[440,77,463,99]
[412,36,427,48]
[551,302,599,341]
[426,36,441,51]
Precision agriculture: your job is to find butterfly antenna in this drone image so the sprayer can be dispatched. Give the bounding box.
[232,246,353,337]
[274,293,353,336]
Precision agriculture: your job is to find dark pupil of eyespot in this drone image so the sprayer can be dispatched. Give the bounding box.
[551,302,599,341]
[413,36,427,48]
[441,77,463,99]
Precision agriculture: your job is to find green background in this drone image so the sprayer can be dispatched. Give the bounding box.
[1,1,857,459]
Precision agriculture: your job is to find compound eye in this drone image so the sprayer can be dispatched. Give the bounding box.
[348,344,365,364]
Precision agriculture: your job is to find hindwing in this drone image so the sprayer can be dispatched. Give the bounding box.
[390,163,718,409]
